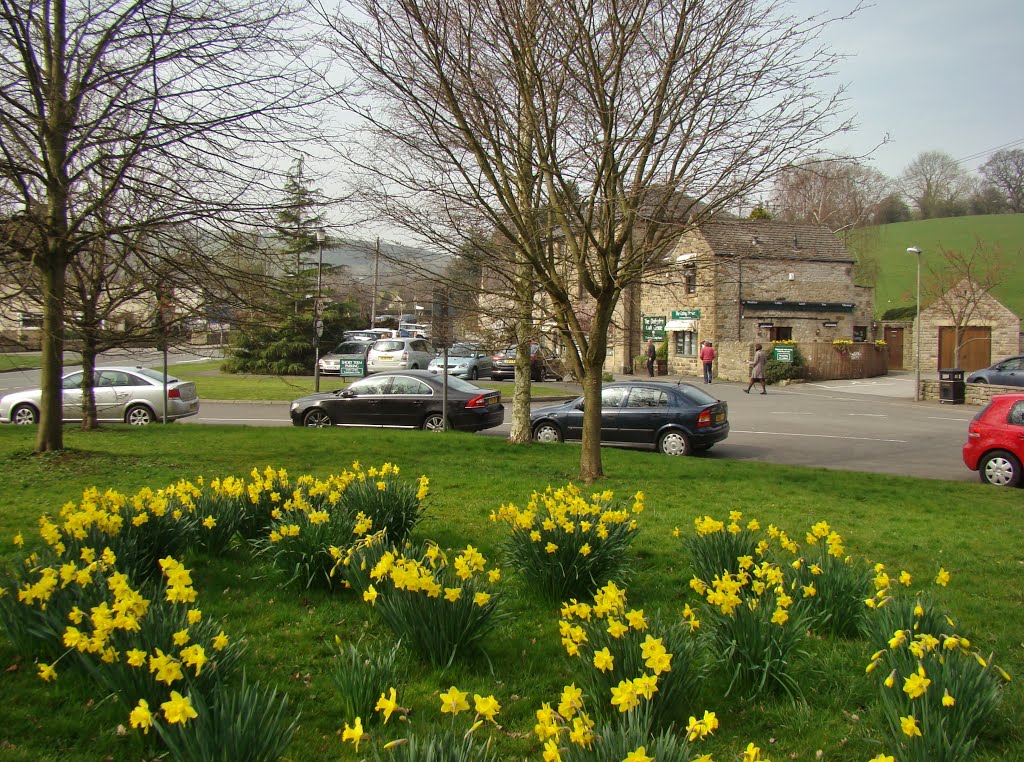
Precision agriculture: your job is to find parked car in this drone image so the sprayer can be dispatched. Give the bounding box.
[0,366,200,426]
[530,381,728,456]
[490,344,562,381]
[319,339,374,377]
[289,370,503,432]
[366,337,436,373]
[427,343,493,380]
[966,356,1024,387]
[962,393,1024,486]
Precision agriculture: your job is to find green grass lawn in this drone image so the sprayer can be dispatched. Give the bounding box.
[856,214,1024,318]
[0,426,1021,761]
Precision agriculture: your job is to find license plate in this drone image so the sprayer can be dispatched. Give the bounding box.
[715,413,725,423]
[378,355,393,361]
[486,397,497,406]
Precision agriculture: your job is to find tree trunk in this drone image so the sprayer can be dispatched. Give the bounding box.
[36,257,66,452]
[577,363,604,483]
[80,336,99,431]
[508,322,533,443]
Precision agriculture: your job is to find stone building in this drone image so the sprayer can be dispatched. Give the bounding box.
[915,280,1020,373]
[608,219,875,379]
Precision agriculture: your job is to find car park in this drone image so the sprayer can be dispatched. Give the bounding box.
[366,337,436,373]
[966,356,1024,386]
[0,366,200,425]
[289,370,503,431]
[319,339,374,377]
[962,393,1024,486]
[530,380,728,455]
[490,344,562,381]
[427,343,493,380]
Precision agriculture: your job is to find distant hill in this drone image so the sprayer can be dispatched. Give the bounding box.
[852,215,1024,319]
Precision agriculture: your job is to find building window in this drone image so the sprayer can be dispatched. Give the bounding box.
[674,331,697,356]
[683,265,697,294]
[19,313,43,329]
[770,326,792,342]
[853,325,867,342]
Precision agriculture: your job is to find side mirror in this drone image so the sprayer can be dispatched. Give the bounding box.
[574,401,585,411]
[341,390,355,398]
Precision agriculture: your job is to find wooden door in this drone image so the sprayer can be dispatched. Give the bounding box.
[884,327,904,369]
[938,326,991,371]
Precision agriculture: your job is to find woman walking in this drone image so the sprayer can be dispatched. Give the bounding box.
[744,343,767,394]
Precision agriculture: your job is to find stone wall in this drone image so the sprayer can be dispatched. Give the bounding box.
[919,380,1022,406]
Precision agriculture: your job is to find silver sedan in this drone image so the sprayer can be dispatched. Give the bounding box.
[0,366,200,425]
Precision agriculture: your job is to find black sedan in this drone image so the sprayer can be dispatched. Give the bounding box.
[289,370,504,432]
[530,381,728,456]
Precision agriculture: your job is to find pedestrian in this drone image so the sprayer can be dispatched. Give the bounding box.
[645,339,656,378]
[744,343,767,394]
[699,340,716,384]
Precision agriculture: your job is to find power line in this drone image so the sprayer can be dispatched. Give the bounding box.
[956,138,1024,167]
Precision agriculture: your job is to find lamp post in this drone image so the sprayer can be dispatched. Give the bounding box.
[314,228,326,392]
[907,246,922,401]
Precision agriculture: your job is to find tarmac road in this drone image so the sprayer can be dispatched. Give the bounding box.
[183,371,977,483]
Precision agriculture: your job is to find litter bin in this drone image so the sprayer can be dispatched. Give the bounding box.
[938,368,965,404]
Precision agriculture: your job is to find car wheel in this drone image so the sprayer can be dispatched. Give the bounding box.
[979,450,1022,487]
[658,430,691,456]
[125,405,154,426]
[410,364,419,370]
[422,413,447,432]
[973,378,987,384]
[303,409,334,427]
[12,404,38,425]
[469,367,478,380]
[533,422,563,443]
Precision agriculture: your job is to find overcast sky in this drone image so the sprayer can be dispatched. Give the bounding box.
[795,0,1024,178]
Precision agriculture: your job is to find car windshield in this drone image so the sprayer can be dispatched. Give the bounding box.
[372,340,405,352]
[449,345,478,357]
[330,341,371,354]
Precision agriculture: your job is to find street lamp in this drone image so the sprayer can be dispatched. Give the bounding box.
[314,228,326,392]
[907,246,922,401]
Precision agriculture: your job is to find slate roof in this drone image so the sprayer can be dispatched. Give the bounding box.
[697,220,854,263]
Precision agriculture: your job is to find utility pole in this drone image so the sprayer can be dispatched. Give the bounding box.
[370,237,380,327]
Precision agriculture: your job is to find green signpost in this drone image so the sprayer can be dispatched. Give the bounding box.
[339,359,366,377]
[642,315,667,341]
[773,346,794,364]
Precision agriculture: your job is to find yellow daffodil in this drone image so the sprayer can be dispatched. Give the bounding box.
[593,647,614,672]
[375,688,399,723]
[440,685,469,714]
[624,746,654,762]
[900,715,922,737]
[474,694,501,722]
[342,717,364,750]
[129,699,152,733]
[161,691,198,725]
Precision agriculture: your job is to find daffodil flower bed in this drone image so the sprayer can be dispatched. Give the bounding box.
[1,462,1017,762]
[352,540,506,666]
[260,463,429,590]
[556,581,706,729]
[492,484,644,602]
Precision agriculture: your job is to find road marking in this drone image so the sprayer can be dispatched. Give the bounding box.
[848,413,887,417]
[928,416,973,422]
[731,429,907,443]
[770,411,813,415]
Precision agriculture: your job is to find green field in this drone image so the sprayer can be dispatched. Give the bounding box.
[0,426,1021,761]
[854,214,1024,318]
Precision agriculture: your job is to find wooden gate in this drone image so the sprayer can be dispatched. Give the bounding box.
[884,327,904,369]
[938,326,991,371]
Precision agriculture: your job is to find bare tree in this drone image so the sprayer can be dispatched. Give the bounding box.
[900,151,975,220]
[922,241,1005,368]
[321,0,855,481]
[772,158,893,228]
[0,0,325,452]
[980,148,1024,213]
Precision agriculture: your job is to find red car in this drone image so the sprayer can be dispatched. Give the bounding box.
[962,393,1024,487]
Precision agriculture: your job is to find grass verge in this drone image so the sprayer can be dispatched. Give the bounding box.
[0,425,1020,761]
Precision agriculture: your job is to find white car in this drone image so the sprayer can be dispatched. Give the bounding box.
[366,338,436,373]
[0,366,200,425]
